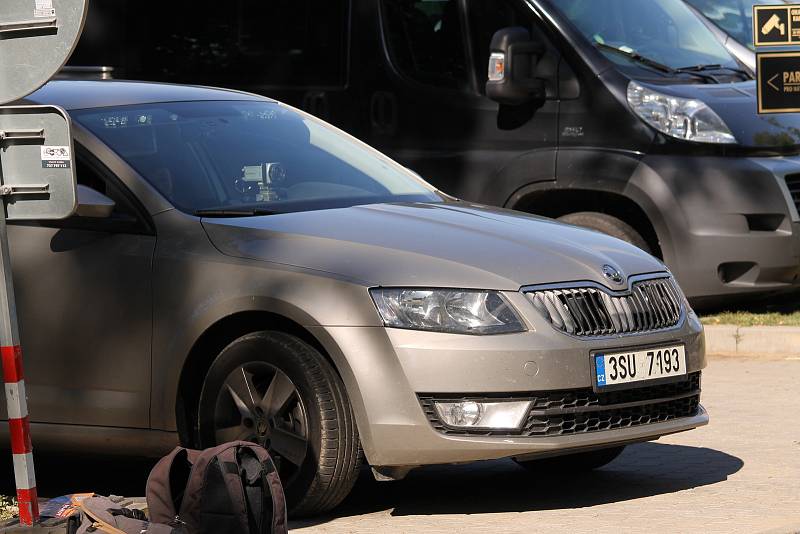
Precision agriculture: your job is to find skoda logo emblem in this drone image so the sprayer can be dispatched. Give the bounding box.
[602,265,624,285]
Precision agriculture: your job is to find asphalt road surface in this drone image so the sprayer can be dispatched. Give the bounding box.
[2,355,798,533]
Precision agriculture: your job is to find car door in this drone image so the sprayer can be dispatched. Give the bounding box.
[371,0,560,204]
[1,146,155,429]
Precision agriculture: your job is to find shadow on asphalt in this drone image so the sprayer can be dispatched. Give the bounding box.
[291,442,744,528]
[0,452,157,498]
[0,442,744,527]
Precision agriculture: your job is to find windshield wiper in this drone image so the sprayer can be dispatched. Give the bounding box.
[676,64,753,80]
[595,43,673,73]
[194,208,278,217]
[594,43,719,83]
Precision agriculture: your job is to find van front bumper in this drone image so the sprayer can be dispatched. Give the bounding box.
[317,295,708,468]
[632,154,800,303]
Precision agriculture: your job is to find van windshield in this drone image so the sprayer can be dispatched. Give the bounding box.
[551,0,741,78]
[685,0,787,50]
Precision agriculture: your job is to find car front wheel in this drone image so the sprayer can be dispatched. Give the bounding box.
[197,331,361,517]
[558,212,652,254]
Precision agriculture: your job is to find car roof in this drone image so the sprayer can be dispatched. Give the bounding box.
[20,79,269,111]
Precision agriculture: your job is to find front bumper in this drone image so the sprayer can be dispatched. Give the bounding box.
[317,292,708,467]
[366,406,708,466]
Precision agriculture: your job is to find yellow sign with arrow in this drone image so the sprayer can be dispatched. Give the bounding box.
[757,52,800,113]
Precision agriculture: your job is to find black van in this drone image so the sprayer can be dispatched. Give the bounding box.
[68,0,800,304]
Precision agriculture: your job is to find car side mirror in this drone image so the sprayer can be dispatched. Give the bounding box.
[75,184,115,218]
[486,27,546,106]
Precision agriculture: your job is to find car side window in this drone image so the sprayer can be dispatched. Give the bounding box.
[75,157,107,196]
[381,0,471,90]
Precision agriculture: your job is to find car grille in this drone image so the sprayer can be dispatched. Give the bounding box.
[785,174,800,213]
[525,277,683,337]
[419,372,701,438]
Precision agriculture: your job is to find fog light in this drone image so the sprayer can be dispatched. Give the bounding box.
[434,400,531,430]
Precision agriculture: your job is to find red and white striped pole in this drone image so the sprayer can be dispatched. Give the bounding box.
[0,211,38,525]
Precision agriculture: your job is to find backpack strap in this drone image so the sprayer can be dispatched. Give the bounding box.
[244,444,288,534]
[238,447,267,533]
[215,445,251,533]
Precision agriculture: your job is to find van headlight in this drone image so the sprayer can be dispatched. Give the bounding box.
[627,81,736,144]
[370,289,526,335]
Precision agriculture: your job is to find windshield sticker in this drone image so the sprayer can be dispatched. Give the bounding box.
[40,146,71,169]
[34,0,55,18]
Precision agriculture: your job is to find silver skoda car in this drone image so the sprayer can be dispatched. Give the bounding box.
[2,81,707,516]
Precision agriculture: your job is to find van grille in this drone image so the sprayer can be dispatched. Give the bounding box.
[419,372,701,438]
[525,277,683,337]
[785,174,800,212]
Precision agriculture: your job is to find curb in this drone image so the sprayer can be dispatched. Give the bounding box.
[704,325,800,356]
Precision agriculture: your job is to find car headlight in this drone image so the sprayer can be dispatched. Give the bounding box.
[370,289,526,335]
[627,81,736,144]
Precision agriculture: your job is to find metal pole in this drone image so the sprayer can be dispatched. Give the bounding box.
[0,201,38,526]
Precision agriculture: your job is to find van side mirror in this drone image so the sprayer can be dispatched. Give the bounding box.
[486,27,546,106]
[75,184,115,218]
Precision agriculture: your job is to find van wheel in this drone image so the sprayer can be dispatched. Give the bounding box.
[514,446,626,473]
[558,212,652,253]
[197,331,361,517]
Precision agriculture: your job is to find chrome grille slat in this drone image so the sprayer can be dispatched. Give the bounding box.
[662,283,681,321]
[618,295,634,332]
[655,283,676,323]
[644,284,665,328]
[578,289,601,334]
[630,288,648,330]
[651,283,668,322]
[526,277,683,338]
[636,286,655,330]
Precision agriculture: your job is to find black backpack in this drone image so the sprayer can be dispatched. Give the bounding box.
[146,441,288,534]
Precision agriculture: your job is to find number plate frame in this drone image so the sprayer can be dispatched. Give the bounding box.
[590,342,688,393]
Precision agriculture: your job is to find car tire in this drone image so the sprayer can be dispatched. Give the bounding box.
[514,446,626,473]
[197,331,361,517]
[558,212,652,254]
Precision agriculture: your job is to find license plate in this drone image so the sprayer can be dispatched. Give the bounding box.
[594,344,686,388]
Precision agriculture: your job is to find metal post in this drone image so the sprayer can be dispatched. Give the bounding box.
[0,204,38,526]
[0,1,87,523]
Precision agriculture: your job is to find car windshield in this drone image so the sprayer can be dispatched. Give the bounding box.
[685,0,786,50]
[551,0,740,77]
[73,101,443,215]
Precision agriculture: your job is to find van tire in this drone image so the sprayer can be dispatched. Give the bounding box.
[514,446,626,473]
[197,331,361,517]
[558,212,651,253]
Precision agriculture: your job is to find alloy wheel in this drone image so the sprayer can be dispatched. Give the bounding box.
[213,362,309,484]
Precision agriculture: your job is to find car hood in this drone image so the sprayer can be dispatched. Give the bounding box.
[643,81,800,152]
[201,202,665,290]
